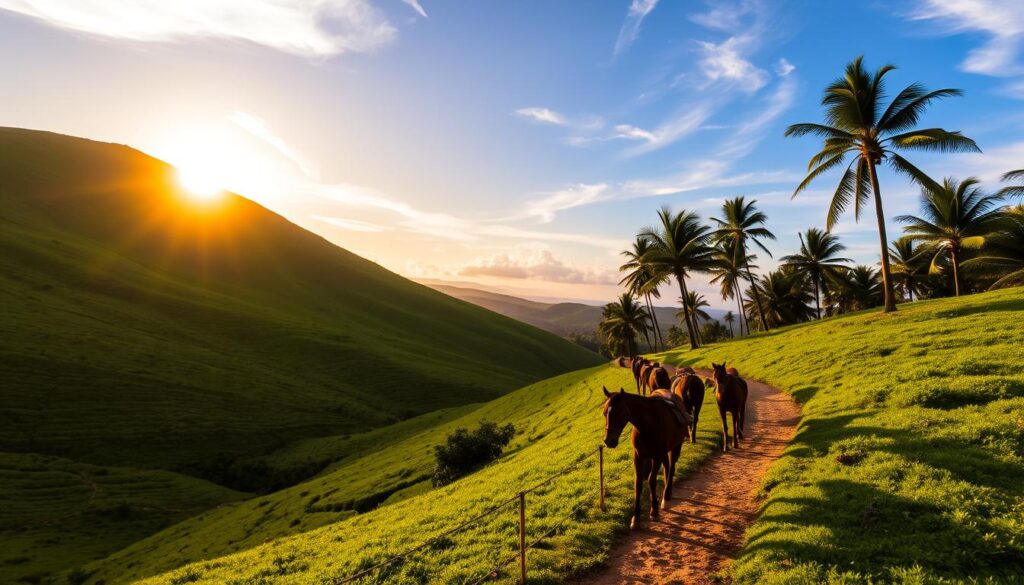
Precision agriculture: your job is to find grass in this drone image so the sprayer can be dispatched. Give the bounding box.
[0,127,602,581]
[97,286,1024,585]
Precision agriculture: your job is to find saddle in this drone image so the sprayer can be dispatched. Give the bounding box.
[650,389,692,427]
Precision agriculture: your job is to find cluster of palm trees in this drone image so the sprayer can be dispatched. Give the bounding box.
[598,57,1024,357]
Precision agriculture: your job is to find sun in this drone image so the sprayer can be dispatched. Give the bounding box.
[177,162,226,202]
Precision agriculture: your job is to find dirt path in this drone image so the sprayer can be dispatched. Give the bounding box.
[583,367,801,585]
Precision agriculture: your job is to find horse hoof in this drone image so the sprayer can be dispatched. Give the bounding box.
[630,516,638,530]
[650,512,660,522]
[660,498,669,509]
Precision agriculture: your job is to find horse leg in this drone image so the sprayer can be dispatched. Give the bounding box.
[731,410,740,448]
[691,408,700,443]
[631,455,647,530]
[662,444,681,508]
[719,406,729,452]
[648,456,662,520]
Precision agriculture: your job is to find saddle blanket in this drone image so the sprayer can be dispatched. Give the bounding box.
[649,389,693,427]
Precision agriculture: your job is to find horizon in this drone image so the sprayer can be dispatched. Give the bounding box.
[2,1,1022,309]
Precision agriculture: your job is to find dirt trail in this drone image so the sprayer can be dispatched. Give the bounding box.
[583,366,801,585]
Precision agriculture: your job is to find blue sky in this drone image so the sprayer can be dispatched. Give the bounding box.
[1,0,1022,307]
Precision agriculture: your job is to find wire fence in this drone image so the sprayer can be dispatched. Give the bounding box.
[336,445,613,585]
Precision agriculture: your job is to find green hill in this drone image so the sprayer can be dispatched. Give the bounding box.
[0,127,601,582]
[84,286,1023,585]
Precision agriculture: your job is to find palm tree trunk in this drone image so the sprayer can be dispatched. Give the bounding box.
[645,293,662,351]
[735,293,746,336]
[813,276,821,320]
[675,273,699,350]
[867,162,897,313]
[744,263,770,331]
[908,278,914,302]
[950,247,961,296]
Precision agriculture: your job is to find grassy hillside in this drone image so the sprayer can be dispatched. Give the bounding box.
[428,283,723,338]
[105,286,1022,585]
[0,127,601,472]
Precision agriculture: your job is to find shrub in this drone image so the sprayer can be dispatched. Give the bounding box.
[432,421,515,486]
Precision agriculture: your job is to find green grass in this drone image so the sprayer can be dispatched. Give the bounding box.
[97,286,1024,585]
[0,127,602,582]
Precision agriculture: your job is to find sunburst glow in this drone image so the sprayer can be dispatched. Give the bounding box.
[178,164,225,201]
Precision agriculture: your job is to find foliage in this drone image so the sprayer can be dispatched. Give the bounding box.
[744,269,815,329]
[888,236,931,302]
[599,293,651,357]
[963,205,1024,290]
[781,228,851,318]
[711,196,777,331]
[432,422,517,487]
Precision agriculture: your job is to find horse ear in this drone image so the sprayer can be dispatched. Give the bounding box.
[722,361,727,368]
[619,388,625,394]
[603,386,611,397]
[711,362,717,369]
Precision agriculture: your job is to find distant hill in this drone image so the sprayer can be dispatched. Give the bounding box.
[0,127,602,473]
[427,283,728,339]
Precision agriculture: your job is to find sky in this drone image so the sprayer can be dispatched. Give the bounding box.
[2,0,1023,308]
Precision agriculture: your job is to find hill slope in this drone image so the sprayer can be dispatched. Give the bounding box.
[427,282,727,338]
[103,287,1023,585]
[0,127,601,472]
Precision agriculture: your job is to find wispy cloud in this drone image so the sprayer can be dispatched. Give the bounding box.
[401,0,427,18]
[460,247,618,284]
[614,0,660,56]
[513,107,568,126]
[619,105,714,156]
[0,0,397,57]
[910,0,1024,76]
[716,76,796,158]
[775,57,796,76]
[314,215,388,232]
[524,183,610,223]
[229,111,319,178]
[696,36,768,92]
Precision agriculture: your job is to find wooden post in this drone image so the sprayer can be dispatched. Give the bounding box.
[518,491,527,584]
[598,445,605,512]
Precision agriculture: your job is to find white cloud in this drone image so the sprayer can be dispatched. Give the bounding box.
[513,107,568,126]
[620,105,714,156]
[0,0,398,57]
[716,77,796,158]
[524,183,609,223]
[696,36,768,92]
[614,0,660,56]
[229,111,319,179]
[401,0,427,18]
[775,57,795,76]
[911,0,1024,76]
[314,215,387,232]
[613,124,658,142]
[460,247,618,284]
[688,0,758,32]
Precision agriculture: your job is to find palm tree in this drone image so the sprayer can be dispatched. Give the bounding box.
[999,170,1024,199]
[707,243,755,336]
[640,207,715,350]
[888,236,929,301]
[599,293,651,357]
[743,269,814,328]
[962,205,1024,290]
[896,177,1007,296]
[710,197,776,331]
[619,237,669,350]
[830,265,883,313]
[678,291,712,343]
[781,228,851,319]
[786,56,979,313]
[723,311,736,338]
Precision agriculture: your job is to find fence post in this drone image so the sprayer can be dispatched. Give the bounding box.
[598,446,605,512]
[518,491,527,584]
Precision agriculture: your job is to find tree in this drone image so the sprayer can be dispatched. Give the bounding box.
[743,269,814,328]
[708,242,755,336]
[723,311,736,338]
[599,293,651,357]
[711,196,776,331]
[896,177,1006,296]
[962,205,1024,290]
[640,207,715,350]
[781,228,851,318]
[678,291,712,345]
[829,265,883,313]
[619,237,670,351]
[786,56,979,313]
[999,169,1024,199]
[888,236,929,302]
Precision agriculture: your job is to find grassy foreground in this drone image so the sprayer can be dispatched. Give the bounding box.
[663,286,1024,583]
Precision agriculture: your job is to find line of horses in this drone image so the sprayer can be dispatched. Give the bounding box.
[602,357,748,529]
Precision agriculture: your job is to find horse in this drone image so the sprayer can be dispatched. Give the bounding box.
[630,357,648,393]
[647,366,672,392]
[638,361,660,395]
[671,373,705,443]
[602,387,688,529]
[711,362,747,451]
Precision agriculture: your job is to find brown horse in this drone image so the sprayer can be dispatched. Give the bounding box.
[602,387,688,529]
[630,357,648,393]
[647,366,672,392]
[638,361,660,395]
[671,373,705,443]
[711,362,747,451]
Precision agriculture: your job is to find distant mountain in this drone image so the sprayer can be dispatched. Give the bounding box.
[427,283,729,339]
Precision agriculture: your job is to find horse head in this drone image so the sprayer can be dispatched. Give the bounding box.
[711,362,729,386]
[602,386,629,449]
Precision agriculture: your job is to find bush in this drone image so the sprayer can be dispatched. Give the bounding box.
[432,421,515,486]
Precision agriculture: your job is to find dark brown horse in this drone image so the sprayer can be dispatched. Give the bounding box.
[671,373,705,443]
[602,387,687,529]
[711,362,747,451]
[647,366,672,392]
[638,361,660,395]
[630,357,648,393]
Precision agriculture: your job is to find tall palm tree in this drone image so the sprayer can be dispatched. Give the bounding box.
[999,170,1024,199]
[723,311,736,338]
[781,228,851,319]
[640,207,715,350]
[619,237,669,350]
[710,196,776,331]
[829,265,883,313]
[707,243,755,336]
[786,56,979,313]
[743,270,814,328]
[896,177,1007,296]
[888,236,929,302]
[599,293,651,357]
[963,205,1024,289]
[678,291,712,344]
